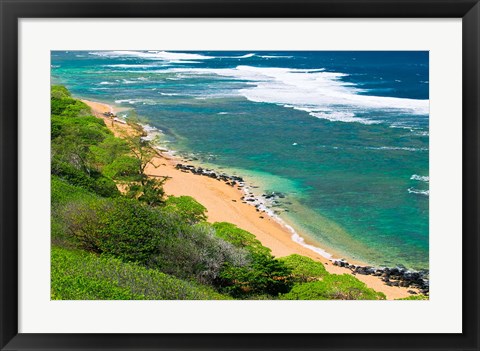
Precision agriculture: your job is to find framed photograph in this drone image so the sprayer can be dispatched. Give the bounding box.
[1,0,478,350]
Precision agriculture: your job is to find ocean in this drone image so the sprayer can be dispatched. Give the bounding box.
[51,51,429,270]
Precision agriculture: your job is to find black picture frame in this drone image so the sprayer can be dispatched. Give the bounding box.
[1,1,478,350]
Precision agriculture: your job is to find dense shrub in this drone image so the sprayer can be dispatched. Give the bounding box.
[151,222,249,284]
[217,253,293,298]
[51,246,230,300]
[59,196,248,284]
[164,196,207,224]
[51,176,103,247]
[89,136,131,172]
[279,254,328,282]
[279,274,386,300]
[212,222,293,298]
[51,159,119,198]
[102,155,141,180]
[62,197,167,264]
[52,175,98,205]
[213,222,271,256]
[51,85,90,117]
[51,85,71,99]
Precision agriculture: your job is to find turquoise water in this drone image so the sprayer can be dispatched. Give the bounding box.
[51,51,429,270]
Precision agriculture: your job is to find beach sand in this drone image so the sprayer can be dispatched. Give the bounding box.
[82,99,420,300]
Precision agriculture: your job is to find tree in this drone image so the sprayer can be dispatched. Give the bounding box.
[116,124,168,205]
[127,178,166,206]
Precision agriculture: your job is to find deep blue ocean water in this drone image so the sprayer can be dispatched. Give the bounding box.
[51,51,429,270]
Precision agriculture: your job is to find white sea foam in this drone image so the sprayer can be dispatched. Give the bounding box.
[89,50,214,63]
[114,99,148,105]
[220,53,256,59]
[99,81,114,85]
[408,188,429,196]
[366,146,428,152]
[166,65,429,125]
[259,55,294,59]
[105,64,155,68]
[410,174,429,182]
[306,109,381,125]
[390,124,429,136]
[140,124,163,142]
[290,231,333,259]
[160,92,179,96]
[169,60,201,64]
[235,53,256,58]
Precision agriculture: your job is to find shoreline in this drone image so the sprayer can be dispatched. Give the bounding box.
[81,98,425,300]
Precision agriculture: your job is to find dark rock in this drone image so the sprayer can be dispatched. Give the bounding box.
[355,267,367,275]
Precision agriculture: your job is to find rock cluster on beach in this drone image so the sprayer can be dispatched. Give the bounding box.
[175,163,285,216]
[332,259,429,295]
[175,163,244,187]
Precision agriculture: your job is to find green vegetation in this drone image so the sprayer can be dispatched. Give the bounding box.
[213,222,271,256]
[164,196,207,224]
[396,295,429,300]
[52,246,229,300]
[51,86,120,198]
[50,85,389,300]
[212,222,292,298]
[278,255,385,300]
[279,254,328,282]
[51,85,90,117]
[279,274,386,300]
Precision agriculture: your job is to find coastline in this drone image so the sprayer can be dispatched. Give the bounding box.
[81,98,423,300]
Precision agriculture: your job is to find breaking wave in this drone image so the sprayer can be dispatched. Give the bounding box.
[165,65,429,125]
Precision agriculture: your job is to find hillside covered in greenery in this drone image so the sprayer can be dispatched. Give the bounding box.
[50,85,386,300]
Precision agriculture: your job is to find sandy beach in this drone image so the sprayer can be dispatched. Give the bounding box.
[82,99,421,300]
